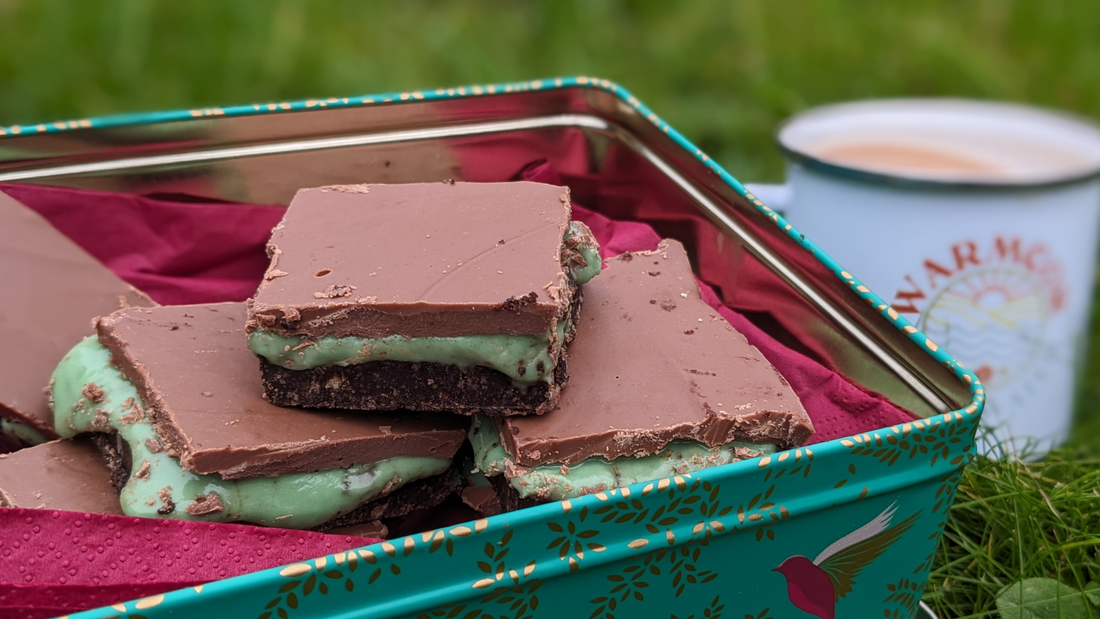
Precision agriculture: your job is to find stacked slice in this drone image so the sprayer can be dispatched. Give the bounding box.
[1,179,815,531]
[470,241,812,506]
[47,303,467,530]
[246,181,601,416]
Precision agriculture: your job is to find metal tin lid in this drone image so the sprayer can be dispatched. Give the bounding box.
[917,601,940,619]
[777,98,1100,190]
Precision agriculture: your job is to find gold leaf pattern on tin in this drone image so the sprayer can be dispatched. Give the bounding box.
[134,594,165,610]
[279,564,312,578]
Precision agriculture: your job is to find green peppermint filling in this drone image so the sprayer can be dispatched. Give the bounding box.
[0,418,48,445]
[564,221,602,285]
[51,337,451,529]
[249,320,569,385]
[248,222,598,384]
[469,415,777,502]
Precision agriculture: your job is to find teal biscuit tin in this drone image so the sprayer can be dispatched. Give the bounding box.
[0,78,981,619]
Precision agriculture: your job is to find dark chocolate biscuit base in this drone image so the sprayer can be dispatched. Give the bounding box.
[87,430,458,530]
[260,288,582,417]
[0,432,22,455]
[88,432,131,493]
[317,470,457,531]
[486,474,541,516]
[261,356,569,417]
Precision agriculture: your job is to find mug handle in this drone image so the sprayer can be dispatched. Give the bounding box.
[743,183,793,217]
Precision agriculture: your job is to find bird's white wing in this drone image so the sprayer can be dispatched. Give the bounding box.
[813,502,896,566]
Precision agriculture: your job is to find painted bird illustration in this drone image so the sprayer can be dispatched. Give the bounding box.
[772,503,920,619]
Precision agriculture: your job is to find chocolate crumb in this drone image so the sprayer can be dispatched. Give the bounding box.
[650,299,657,304]
[134,461,151,479]
[145,438,164,454]
[647,271,661,276]
[90,408,110,431]
[443,178,455,184]
[119,400,145,425]
[321,184,370,194]
[498,291,538,313]
[684,330,694,335]
[314,284,356,299]
[170,325,179,330]
[82,383,105,403]
[186,492,225,516]
[619,252,633,262]
[156,486,175,514]
[660,300,677,312]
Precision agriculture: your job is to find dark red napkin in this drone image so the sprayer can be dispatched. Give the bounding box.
[0,172,914,618]
[0,510,374,619]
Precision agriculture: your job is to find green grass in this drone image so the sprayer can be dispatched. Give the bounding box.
[929,439,1100,618]
[4,2,1100,617]
[4,0,1100,186]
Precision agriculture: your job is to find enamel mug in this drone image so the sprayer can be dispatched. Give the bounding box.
[747,99,1100,451]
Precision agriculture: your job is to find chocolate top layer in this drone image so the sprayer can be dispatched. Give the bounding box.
[96,303,467,479]
[247,182,575,338]
[0,438,123,514]
[0,191,152,436]
[498,240,813,467]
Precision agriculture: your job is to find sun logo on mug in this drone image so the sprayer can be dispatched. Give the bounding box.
[893,236,1066,391]
[918,266,1048,388]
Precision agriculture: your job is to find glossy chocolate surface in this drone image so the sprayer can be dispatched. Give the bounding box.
[0,190,152,438]
[95,303,468,479]
[498,240,813,467]
[0,438,123,514]
[247,182,576,338]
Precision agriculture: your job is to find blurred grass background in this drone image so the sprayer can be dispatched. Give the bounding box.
[4,2,1100,615]
[5,0,1100,439]
[4,0,1100,186]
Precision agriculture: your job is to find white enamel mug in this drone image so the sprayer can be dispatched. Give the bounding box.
[746,99,1100,452]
